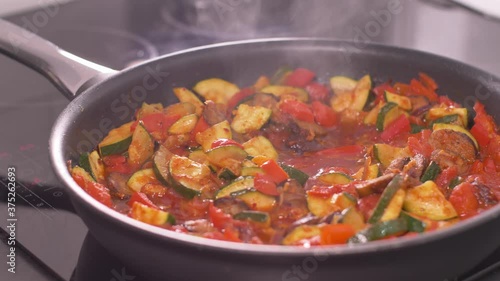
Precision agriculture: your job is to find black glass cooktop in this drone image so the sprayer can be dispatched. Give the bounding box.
[1,0,500,280]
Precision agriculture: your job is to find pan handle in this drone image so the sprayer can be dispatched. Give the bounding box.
[0,19,117,100]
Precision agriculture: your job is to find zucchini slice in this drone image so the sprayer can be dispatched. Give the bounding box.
[260,85,309,102]
[98,122,134,156]
[429,114,460,127]
[368,174,404,223]
[195,120,232,151]
[271,66,293,85]
[399,211,426,233]
[363,102,384,125]
[169,155,213,199]
[136,102,163,119]
[237,191,276,211]
[168,114,198,135]
[349,218,408,244]
[71,165,95,183]
[339,207,366,232]
[230,104,272,134]
[164,102,196,117]
[427,107,468,128]
[206,145,248,174]
[130,202,175,226]
[241,167,264,177]
[331,192,357,211]
[420,161,441,182]
[215,177,254,199]
[403,181,457,220]
[380,189,406,222]
[329,76,357,95]
[384,91,412,111]
[172,87,204,116]
[127,168,157,192]
[318,172,353,185]
[281,164,309,186]
[152,146,174,186]
[352,164,381,180]
[307,193,335,217]
[233,211,270,224]
[351,75,372,111]
[372,144,408,168]
[81,150,105,182]
[242,136,278,160]
[432,123,478,150]
[376,102,407,131]
[128,122,154,166]
[193,78,240,104]
[283,225,321,246]
[330,92,353,112]
[217,168,238,181]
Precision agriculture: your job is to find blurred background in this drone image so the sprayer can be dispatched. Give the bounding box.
[1,0,500,281]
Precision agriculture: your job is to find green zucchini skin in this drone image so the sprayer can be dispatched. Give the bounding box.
[233,211,270,223]
[368,174,404,224]
[280,164,309,186]
[376,102,398,131]
[400,211,426,233]
[420,161,441,182]
[349,218,408,244]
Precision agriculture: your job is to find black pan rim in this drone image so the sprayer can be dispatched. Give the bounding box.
[50,37,500,256]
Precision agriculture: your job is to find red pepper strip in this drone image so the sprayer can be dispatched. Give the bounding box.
[207,203,242,242]
[226,87,255,115]
[470,123,491,147]
[407,129,433,158]
[72,174,113,208]
[211,138,244,149]
[311,101,338,127]
[253,173,279,196]
[320,224,356,245]
[279,99,315,123]
[449,182,479,218]
[260,159,289,183]
[128,192,158,209]
[380,114,410,143]
[284,68,316,88]
[102,155,132,174]
[410,79,439,102]
[418,72,438,90]
[314,145,365,157]
[131,113,181,134]
[190,116,210,144]
[305,82,330,102]
[373,82,396,104]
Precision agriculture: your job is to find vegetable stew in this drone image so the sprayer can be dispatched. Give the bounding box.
[70,68,500,246]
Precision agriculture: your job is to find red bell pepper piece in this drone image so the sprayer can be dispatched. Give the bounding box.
[418,72,438,90]
[320,224,356,245]
[226,87,255,114]
[284,68,316,88]
[470,123,491,147]
[393,82,412,96]
[260,159,289,183]
[306,82,330,102]
[435,166,458,189]
[380,114,410,142]
[279,99,315,123]
[449,182,479,218]
[72,174,113,208]
[102,155,131,174]
[253,173,279,196]
[410,79,438,102]
[311,101,338,127]
[408,129,433,158]
[211,138,244,149]
[128,192,158,209]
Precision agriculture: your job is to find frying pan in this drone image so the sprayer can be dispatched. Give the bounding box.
[1,18,500,281]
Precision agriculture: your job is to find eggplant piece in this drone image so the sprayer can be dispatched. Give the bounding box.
[402,154,428,180]
[214,197,249,216]
[203,100,227,126]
